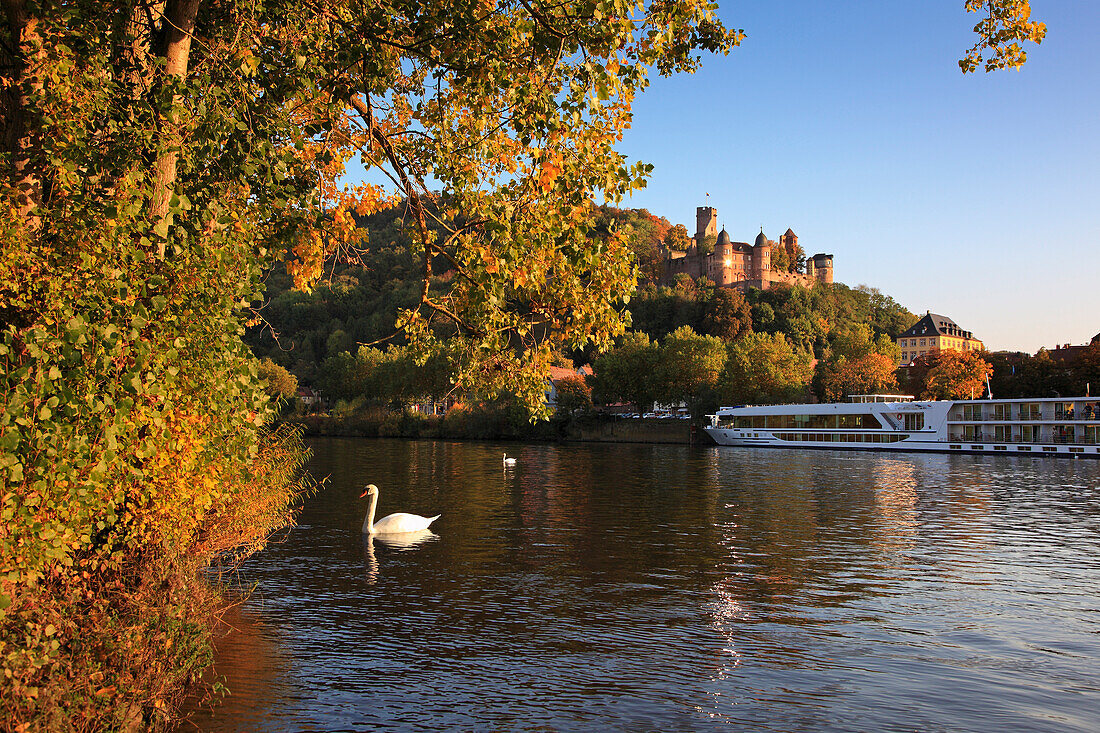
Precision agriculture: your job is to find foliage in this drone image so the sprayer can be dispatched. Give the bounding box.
[591,332,661,413]
[697,234,718,256]
[630,280,914,352]
[914,350,995,400]
[766,233,806,274]
[317,345,453,409]
[655,326,726,415]
[960,0,1045,73]
[986,344,1100,398]
[719,332,814,405]
[592,205,673,282]
[819,354,899,402]
[814,324,900,401]
[664,224,691,252]
[256,358,299,399]
[553,374,594,417]
[699,286,752,341]
[769,239,789,272]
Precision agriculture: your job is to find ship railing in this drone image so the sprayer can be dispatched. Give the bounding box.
[946,433,1100,444]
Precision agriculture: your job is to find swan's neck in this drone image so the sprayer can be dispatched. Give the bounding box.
[363,491,378,535]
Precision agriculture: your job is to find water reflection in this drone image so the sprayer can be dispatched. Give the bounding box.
[183,440,1100,732]
[361,530,440,583]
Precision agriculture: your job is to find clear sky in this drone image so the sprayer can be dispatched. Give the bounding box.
[615,0,1099,353]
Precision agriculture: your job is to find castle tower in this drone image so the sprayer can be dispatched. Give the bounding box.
[779,228,797,261]
[715,229,733,286]
[752,229,771,277]
[695,207,718,242]
[810,253,833,284]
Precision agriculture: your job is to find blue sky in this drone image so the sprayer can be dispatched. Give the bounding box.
[616,0,1099,353]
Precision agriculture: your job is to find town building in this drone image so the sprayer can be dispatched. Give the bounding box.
[660,206,834,290]
[895,312,983,366]
[546,364,593,409]
[1047,333,1100,362]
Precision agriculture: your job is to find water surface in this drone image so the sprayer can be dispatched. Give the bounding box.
[182,439,1100,732]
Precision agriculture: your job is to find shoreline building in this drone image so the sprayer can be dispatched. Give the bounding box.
[895,312,983,366]
[660,206,834,290]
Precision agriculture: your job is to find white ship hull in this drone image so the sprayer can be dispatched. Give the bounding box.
[704,395,1100,458]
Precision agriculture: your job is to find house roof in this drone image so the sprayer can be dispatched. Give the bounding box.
[548,365,593,381]
[898,313,975,340]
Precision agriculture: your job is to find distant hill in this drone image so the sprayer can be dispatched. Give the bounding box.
[246,203,915,384]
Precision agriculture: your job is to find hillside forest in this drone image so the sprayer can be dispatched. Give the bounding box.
[247,203,922,419]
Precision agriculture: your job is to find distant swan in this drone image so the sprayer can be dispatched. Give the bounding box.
[359,484,440,535]
[503,453,517,466]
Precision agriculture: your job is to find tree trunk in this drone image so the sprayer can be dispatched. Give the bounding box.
[150,0,201,257]
[2,0,44,231]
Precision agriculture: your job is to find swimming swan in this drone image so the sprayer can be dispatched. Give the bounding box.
[360,484,440,535]
[503,453,517,466]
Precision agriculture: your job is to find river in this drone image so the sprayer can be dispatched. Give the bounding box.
[181,438,1100,732]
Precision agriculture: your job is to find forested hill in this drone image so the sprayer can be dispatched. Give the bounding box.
[245,204,916,385]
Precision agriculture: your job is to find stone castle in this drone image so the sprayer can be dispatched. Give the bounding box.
[660,206,833,290]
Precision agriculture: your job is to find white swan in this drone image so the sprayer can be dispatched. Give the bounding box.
[359,484,440,535]
[503,452,517,466]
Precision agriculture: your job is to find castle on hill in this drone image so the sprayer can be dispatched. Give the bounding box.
[660,206,834,290]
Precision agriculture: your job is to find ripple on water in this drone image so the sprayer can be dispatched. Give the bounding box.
[179,440,1100,733]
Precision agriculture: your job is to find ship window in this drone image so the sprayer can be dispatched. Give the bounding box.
[992,404,1012,420]
[962,405,983,421]
[1054,403,1075,420]
[1021,403,1041,420]
[1054,425,1075,443]
[902,413,924,431]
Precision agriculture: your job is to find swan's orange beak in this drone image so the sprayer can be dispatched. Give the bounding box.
[359,489,370,498]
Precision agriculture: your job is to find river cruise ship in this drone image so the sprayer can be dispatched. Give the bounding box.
[704,395,1100,457]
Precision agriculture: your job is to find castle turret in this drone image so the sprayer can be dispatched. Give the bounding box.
[752,228,771,275]
[809,253,833,284]
[715,229,733,285]
[716,228,731,250]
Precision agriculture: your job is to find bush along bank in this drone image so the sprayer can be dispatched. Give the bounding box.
[289,402,698,444]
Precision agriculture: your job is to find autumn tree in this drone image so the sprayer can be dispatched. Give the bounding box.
[592,332,661,414]
[664,223,691,252]
[700,286,753,341]
[820,354,899,402]
[697,233,718,256]
[920,350,995,400]
[720,332,814,405]
[553,374,594,416]
[655,326,727,415]
[814,324,900,401]
[256,358,299,400]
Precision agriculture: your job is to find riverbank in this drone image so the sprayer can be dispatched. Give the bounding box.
[288,407,713,445]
